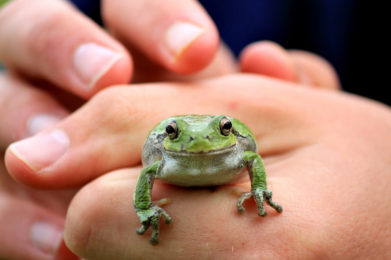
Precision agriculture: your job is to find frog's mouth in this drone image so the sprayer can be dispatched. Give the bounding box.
[165,144,236,156]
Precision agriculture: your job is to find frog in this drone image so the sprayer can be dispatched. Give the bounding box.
[134,115,282,245]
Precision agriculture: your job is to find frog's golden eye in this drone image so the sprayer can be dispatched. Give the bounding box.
[166,121,178,139]
[219,117,232,136]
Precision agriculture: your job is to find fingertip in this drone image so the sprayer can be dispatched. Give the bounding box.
[0,195,67,260]
[91,50,133,93]
[5,129,71,188]
[163,20,219,74]
[239,41,341,90]
[239,41,297,82]
[289,50,341,90]
[103,0,219,75]
[4,144,39,187]
[71,42,133,98]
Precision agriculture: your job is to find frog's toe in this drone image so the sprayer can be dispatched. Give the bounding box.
[258,210,267,217]
[274,204,283,213]
[164,216,172,225]
[237,192,252,213]
[136,222,150,235]
[150,236,159,245]
[264,190,283,213]
[157,207,172,224]
[237,205,245,213]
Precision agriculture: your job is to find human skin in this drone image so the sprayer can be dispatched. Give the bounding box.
[0,45,338,259]
[0,0,349,259]
[0,0,339,147]
[0,6,340,257]
[0,1,228,256]
[4,74,391,259]
[0,0,233,143]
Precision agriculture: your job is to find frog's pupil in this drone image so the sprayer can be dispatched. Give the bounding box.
[223,121,232,130]
[166,125,175,134]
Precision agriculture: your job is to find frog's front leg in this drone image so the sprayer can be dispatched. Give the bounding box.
[134,161,172,245]
[237,151,283,216]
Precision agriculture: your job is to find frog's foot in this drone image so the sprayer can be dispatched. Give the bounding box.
[135,206,172,245]
[237,188,282,216]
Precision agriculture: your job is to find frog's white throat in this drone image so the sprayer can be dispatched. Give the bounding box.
[157,144,245,186]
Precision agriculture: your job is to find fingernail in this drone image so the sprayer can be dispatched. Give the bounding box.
[27,114,62,136]
[73,43,123,89]
[164,21,205,59]
[9,129,69,172]
[30,221,63,255]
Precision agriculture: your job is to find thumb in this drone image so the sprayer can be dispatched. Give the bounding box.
[5,75,321,188]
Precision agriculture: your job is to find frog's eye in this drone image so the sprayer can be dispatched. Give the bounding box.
[166,121,178,139]
[219,117,232,136]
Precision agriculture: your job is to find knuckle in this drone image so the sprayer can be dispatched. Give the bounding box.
[89,86,152,130]
[18,1,78,68]
[24,11,69,62]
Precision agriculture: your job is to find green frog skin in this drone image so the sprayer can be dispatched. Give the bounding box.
[134,115,282,244]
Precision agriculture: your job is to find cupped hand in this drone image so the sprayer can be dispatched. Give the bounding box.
[5,74,391,259]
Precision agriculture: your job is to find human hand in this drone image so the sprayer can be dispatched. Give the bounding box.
[0,3,227,256]
[0,0,232,144]
[0,3,339,258]
[5,74,391,259]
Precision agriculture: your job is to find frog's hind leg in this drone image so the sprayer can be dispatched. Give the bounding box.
[264,190,283,213]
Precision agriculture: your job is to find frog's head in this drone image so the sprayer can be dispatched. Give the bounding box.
[161,115,236,153]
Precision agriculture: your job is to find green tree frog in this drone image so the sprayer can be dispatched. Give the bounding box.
[134,115,282,244]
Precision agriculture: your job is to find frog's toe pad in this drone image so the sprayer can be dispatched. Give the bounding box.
[258,211,267,217]
[136,225,148,235]
[275,205,283,213]
[164,217,172,225]
[150,237,159,245]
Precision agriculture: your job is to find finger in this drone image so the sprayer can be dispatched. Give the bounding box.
[131,42,237,83]
[5,74,328,188]
[0,0,132,99]
[240,41,298,82]
[0,193,76,260]
[239,41,340,89]
[289,50,341,90]
[64,169,321,260]
[0,73,69,149]
[63,168,285,259]
[102,0,219,74]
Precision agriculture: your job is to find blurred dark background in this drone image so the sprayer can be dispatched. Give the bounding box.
[74,0,389,105]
